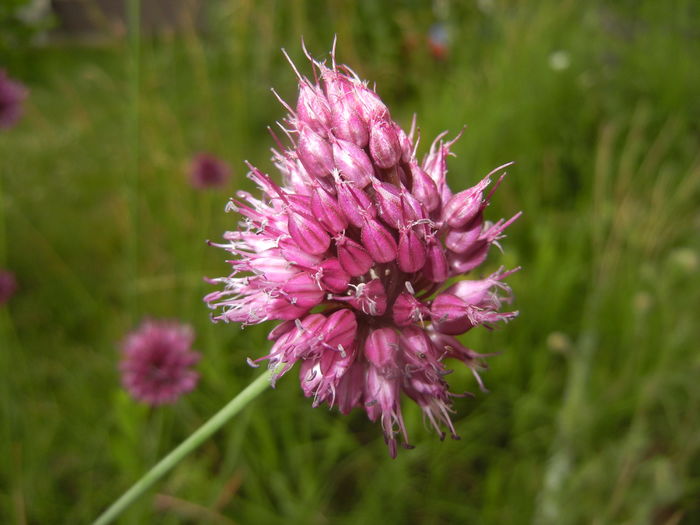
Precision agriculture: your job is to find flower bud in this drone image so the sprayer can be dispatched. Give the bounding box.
[365,327,399,369]
[297,125,334,178]
[399,326,441,370]
[345,279,387,316]
[422,239,449,282]
[331,96,369,147]
[444,213,482,253]
[361,218,398,263]
[372,181,404,229]
[287,210,331,255]
[442,176,491,228]
[394,123,413,164]
[430,293,474,335]
[336,235,373,276]
[296,83,331,134]
[355,86,389,122]
[336,181,376,227]
[369,118,402,169]
[448,242,488,274]
[408,161,440,213]
[322,308,358,352]
[336,361,365,414]
[279,237,323,267]
[316,258,351,293]
[311,186,349,234]
[321,67,354,104]
[282,273,325,309]
[332,139,373,188]
[398,229,427,273]
[392,291,428,327]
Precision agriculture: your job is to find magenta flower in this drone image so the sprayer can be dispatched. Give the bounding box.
[120,320,201,406]
[0,69,28,129]
[188,153,231,189]
[205,49,521,456]
[0,269,18,304]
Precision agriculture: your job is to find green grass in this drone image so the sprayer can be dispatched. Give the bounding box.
[1,1,700,523]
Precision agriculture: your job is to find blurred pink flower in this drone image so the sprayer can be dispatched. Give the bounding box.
[120,320,201,406]
[0,269,18,304]
[205,48,521,456]
[0,69,28,129]
[188,153,231,189]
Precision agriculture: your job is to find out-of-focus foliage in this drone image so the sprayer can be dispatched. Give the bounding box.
[0,0,53,71]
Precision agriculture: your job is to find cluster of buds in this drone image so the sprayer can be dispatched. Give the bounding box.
[206,48,521,456]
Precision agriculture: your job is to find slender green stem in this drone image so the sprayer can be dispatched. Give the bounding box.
[93,370,273,525]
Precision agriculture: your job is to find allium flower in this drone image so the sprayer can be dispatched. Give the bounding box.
[189,153,231,189]
[0,69,28,129]
[120,320,201,406]
[0,269,18,304]
[205,48,521,456]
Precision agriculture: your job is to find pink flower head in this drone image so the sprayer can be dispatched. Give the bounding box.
[120,320,201,406]
[0,269,18,304]
[188,153,231,189]
[205,47,521,457]
[0,70,27,129]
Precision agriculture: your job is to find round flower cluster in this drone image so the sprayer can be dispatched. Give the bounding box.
[120,320,201,406]
[206,50,520,456]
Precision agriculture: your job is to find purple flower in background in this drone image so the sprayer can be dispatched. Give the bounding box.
[0,70,28,129]
[189,153,231,189]
[0,269,18,304]
[205,47,521,456]
[120,320,201,406]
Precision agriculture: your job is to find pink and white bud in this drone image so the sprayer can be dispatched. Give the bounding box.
[332,139,373,188]
[372,181,404,229]
[287,210,331,255]
[297,125,334,178]
[354,85,390,123]
[321,67,355,104]
[335,234,373,276]
[422,239,449,283]
[399,326,443,374]
[369,118,402,169]
[341,278,387,316]
[322,308,358,352]
[361,218,398,263]
[398,229,427,273]
[365,327,400,369]
[442,175,492,228]
[316,258,351,293]
[330,96,370,147]
[364,367,409,458]
[336,361,365,414]
[392,291,429,327]
[394,123,413,164]
[296,82,332,134]
[281,273,324,309]
[408,161,440,213]
[336,180,376,227]
[311,186,349,234]
[444,213,483,253]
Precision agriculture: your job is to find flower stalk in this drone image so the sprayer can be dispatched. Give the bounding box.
[93,369,273,525]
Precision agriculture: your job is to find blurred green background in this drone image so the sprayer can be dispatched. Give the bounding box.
[1,0,699,523]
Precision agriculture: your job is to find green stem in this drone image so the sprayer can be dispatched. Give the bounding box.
[93,370,273,525]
